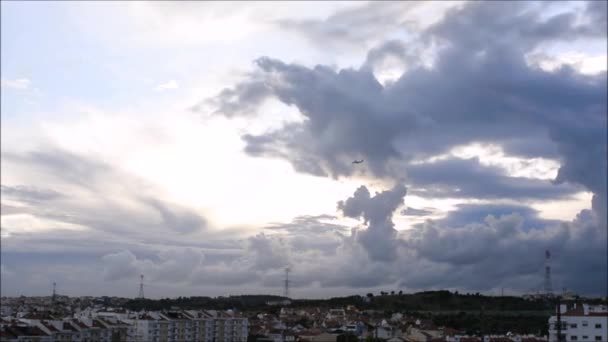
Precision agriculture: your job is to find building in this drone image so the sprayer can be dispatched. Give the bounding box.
[548,304,607,342]
[1,309,248,342]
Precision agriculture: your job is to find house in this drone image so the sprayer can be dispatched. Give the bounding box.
[387,337,407,342]
[548,303,607,342]
[406,326,444,341]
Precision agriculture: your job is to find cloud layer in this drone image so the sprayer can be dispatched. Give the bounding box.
[1,0,606,298]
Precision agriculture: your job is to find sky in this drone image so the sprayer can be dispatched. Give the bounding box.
[0,1,606,299]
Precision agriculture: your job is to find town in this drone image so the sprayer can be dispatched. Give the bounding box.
[1,291,606,342]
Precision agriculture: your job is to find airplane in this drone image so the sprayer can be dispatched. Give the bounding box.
[352,159,364,164]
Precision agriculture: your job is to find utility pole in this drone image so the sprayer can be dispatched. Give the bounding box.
[138,274,144,299]
[480,303,485,338]
[556,296,562,342]
[545,250,553,295]
[52,282,57,305]
[284,267,290,299]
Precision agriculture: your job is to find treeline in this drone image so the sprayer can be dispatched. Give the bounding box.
[428,311,549,335]
[125,295,287,311]
[124,290,604,313]
[361,290,552,312]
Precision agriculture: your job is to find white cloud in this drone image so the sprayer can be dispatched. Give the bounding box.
[0,214,89,237]
[155,80,179,91]
[449,143,561,181]
[1,78,31,89]
[527,52,608,75]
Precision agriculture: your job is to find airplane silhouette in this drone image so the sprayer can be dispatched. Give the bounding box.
[352,159,364,164]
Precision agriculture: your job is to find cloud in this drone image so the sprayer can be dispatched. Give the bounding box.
[435,203,560,230]
[101,248,205,283]
[1,264,15,278]
[246,233,289,271]
[402,208,606,294]
[2,1,606,298]
[185,0,607,296]
[155,80,179,91]
[1,78,30,89]
[101,250,140,281]
[265,215,347,255]
[209,1,606,220]
[405,157,580,200]
[1,185,64,204]
[142,198,207,234]
[400,207,434,216]
[277,1,460,51]
[278,2,416,47]
[1,148,209,240]
[338,184,406,261]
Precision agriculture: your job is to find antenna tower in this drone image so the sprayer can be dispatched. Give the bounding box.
[52,282,57,304]
[544,250,553,295]
[138,274,145,299]
[284,267,290,298]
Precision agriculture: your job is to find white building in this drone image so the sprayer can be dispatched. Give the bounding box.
[2,309,248,342]
[548,303,607,342]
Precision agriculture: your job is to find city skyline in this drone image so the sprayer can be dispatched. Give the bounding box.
[1,1,606,299]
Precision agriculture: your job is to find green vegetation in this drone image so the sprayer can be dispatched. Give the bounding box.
[125,295,287,311]
[121,291,607,336]
[123,291,605,328]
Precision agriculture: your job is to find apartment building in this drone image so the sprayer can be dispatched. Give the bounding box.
[548,304,607,342]
[0,309,248,342]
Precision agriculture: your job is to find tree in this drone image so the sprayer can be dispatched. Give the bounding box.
[398,290,403,296]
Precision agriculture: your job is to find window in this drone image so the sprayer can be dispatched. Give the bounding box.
[583,321,589,327]
[571,336,578,341]
[582,337,588,340]
[571,324,578,328]
[595,337,602,341]
[595,324,602,329]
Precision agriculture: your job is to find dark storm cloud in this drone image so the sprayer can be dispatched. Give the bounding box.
[4,1,606,298]
[405,157,580,200]
[338,184,407,262]
[222,56,416,178]
[209,1,606,213]
[585,0,607,36]
[403,208,606,295]
[427,1,606,53]
[435,203,561,230]
[225,50,602,176]
[200,0,607,296]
